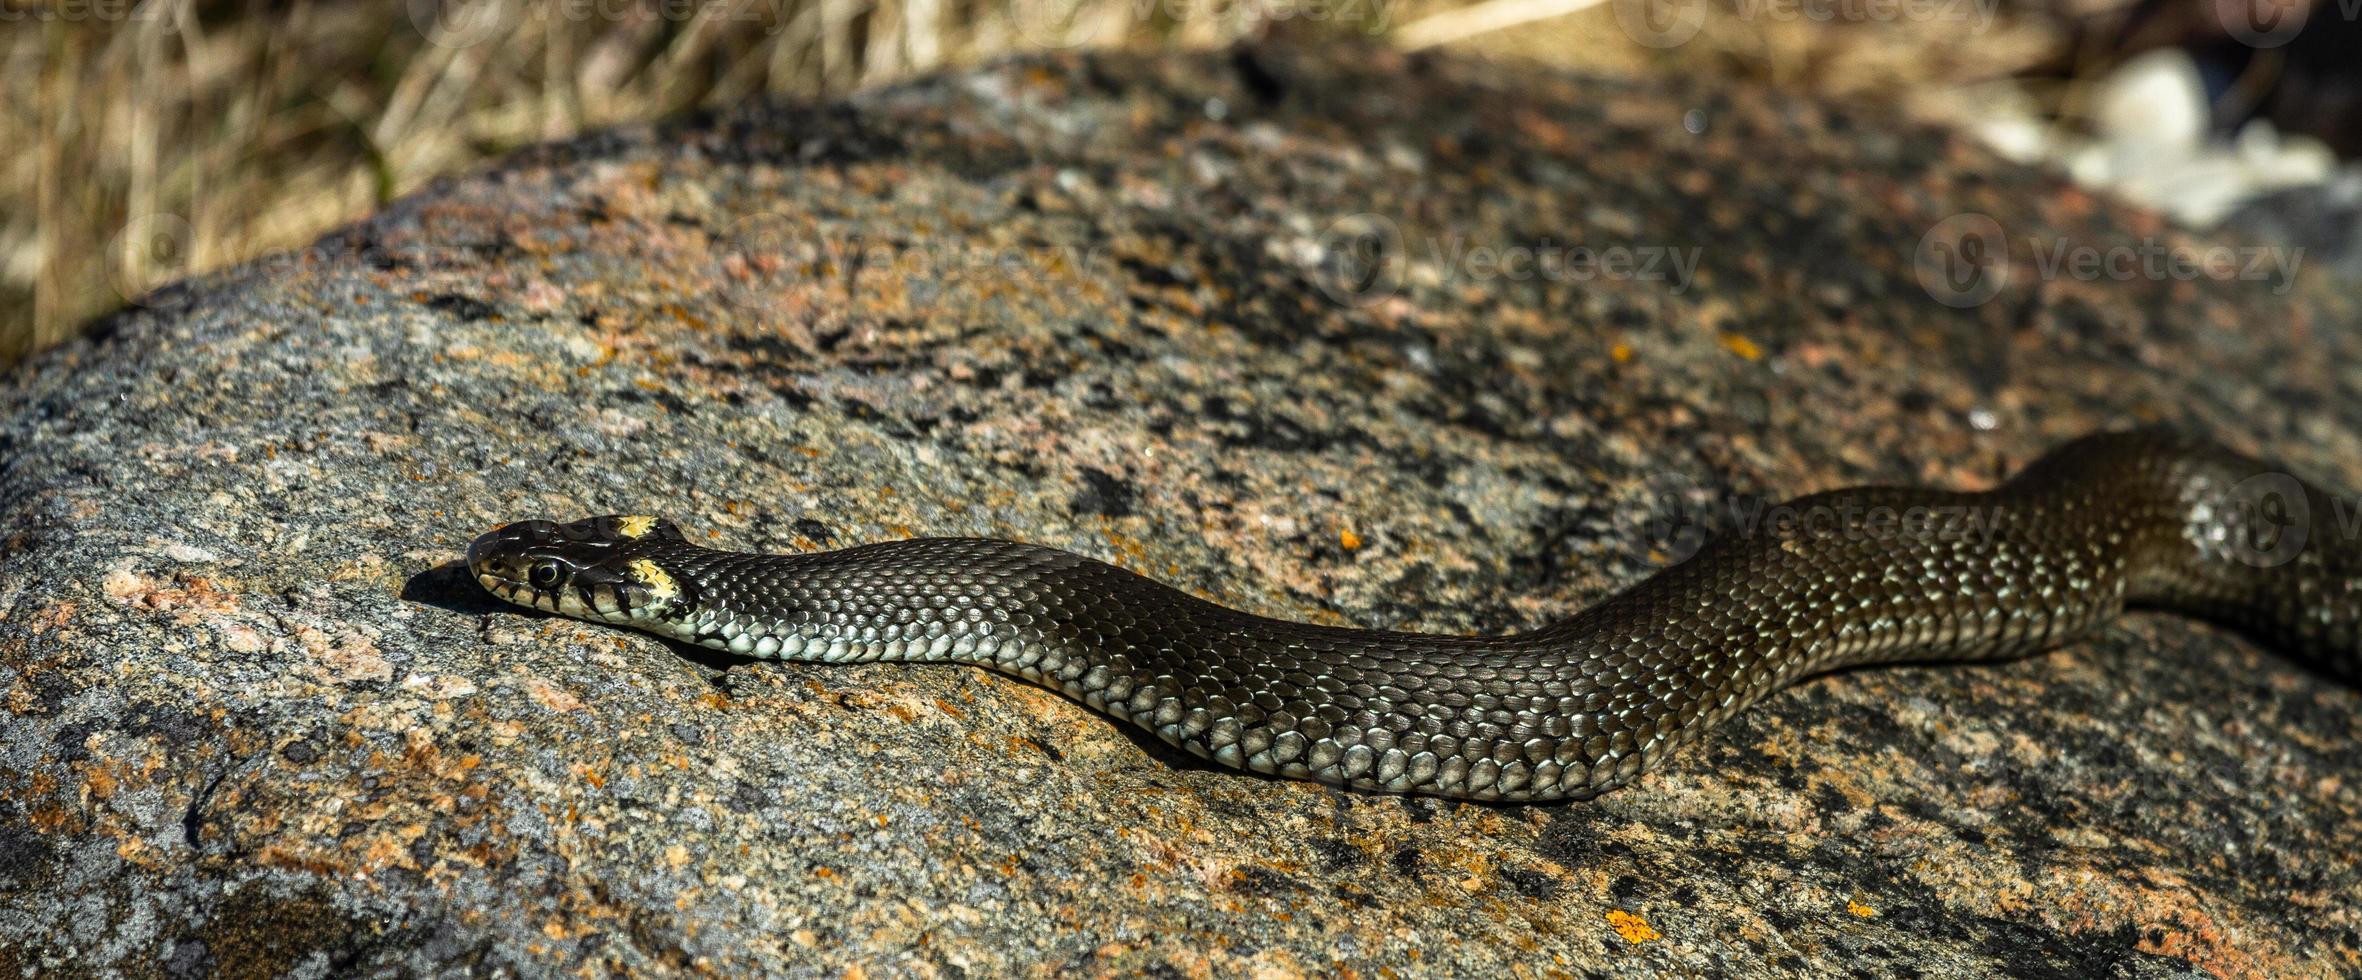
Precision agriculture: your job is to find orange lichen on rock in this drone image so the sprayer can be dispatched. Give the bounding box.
[1606,910,1660,943]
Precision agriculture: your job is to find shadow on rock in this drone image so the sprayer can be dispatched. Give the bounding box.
[400,561,512,616]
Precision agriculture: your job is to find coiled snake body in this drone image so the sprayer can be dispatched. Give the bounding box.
[469,430,2359,801]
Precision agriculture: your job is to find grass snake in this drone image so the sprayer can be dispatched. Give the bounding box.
[468,429,2359,801]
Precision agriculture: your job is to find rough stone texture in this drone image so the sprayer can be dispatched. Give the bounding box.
[4,45,2360,977]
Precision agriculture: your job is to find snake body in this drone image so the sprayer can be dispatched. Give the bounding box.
[468,430,2359,801]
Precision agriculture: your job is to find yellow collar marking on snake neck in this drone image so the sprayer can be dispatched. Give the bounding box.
[628,558,680,601]
[615,515,660,538]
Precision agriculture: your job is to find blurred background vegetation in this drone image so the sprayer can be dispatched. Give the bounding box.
[0,0,2279,364]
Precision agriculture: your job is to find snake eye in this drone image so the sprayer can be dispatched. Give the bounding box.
[528,560,562,589]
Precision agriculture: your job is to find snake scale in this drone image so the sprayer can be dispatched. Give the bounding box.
[469,430,2359,801]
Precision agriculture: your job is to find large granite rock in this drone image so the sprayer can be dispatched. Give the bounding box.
[4,45,2358,976]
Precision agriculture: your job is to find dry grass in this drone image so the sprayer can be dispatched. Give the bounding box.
[0,0,2070,364]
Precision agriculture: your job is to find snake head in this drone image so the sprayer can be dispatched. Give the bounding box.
[466,515,699,625]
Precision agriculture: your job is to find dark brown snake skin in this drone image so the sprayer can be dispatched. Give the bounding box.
[468,430,2359,801]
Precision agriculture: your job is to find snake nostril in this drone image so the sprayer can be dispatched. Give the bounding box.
[465,531,505,571]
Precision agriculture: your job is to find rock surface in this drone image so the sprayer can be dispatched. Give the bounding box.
[4,45,2360,977]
